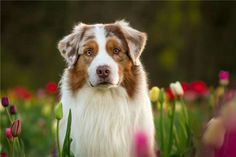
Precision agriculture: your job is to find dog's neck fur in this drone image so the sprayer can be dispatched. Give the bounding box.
[59,64,153,157]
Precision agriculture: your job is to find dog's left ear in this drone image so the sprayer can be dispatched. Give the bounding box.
[116,20,147,65]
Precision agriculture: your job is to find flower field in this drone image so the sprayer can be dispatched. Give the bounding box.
[1,71,235,157]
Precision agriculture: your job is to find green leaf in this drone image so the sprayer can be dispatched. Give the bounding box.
[62,109,73,157]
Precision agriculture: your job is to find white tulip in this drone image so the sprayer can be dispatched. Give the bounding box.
[170,81,184,97]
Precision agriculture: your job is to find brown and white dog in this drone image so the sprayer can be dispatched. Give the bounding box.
[58,20,155,157]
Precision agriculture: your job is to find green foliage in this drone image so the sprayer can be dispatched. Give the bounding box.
[62,109,74,157]
[0,97,56,156]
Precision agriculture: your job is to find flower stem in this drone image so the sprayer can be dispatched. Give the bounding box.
[12,139,15,157]
[168,99,176,154]
[56,120,62,157]
[5,108,13,123]
[159,90,164,156]
[180,98,189,125]
[16,137,24,156]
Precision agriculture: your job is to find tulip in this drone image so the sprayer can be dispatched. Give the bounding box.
[11,87,32,101]
[149,86,160,102]
[55,102,63,120]
[46,82,58,94]
[11,119,22,137]
[0,152,8,157]
[190,81,208,96]
[1,97,9,107]
[219,70,229,86]
[5,128,13,140]
[134,131,153,157]
[170,81,184,97]
[166,88,175,101]
[9,105,17,115]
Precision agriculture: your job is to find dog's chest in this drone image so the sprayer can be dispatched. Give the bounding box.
[61,87,139,157]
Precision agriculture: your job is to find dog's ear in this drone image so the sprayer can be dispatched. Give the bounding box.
[115,20,147,65]
[58,23,86,66]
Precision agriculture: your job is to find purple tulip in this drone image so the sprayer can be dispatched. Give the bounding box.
[9,105,17,115]
[1,97,9,107]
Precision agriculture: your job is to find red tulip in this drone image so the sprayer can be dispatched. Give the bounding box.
[190,81,208,96]
[181,82,190,92]
[11,87,32,101]
[11,119,22,137]
[46,82,58,94]
[166,88,175,101]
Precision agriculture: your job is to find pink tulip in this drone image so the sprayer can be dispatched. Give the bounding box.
[134,131,153,157]
[5,128,13,140]
[214,130,236,157]
[219,70,229,81]
[219,70,229,86]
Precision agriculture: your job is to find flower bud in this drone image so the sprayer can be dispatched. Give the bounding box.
[219,70,229,86]
[5,128,13,140]
[134,130,153,157]
[149,87,160,102]
[11,119,22,137]
[55,102,63,120]
[0,152,8,157]
[9,105,17,115]
[170,81,184,97]
[1,97,9,107]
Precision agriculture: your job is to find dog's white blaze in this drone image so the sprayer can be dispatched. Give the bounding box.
[88,25,119,86]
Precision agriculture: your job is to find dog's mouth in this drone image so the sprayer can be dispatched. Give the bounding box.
[89,81,119,88]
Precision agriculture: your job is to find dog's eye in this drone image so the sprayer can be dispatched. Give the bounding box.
[85,48,94,56]
[113,48,121,54]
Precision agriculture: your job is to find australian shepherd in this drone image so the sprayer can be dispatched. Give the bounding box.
[58,20,155,157]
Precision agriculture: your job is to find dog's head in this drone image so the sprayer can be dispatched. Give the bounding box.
[58,20,146,95]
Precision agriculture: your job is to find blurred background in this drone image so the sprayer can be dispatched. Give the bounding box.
[1,1,236,157]
[1,1,236,90]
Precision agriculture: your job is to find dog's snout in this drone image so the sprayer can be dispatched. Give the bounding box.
[96,65,111,78]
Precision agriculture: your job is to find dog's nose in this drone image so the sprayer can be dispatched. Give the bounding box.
[96,65,111,78]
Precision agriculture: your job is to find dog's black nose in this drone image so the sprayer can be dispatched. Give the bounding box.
[96,65,111,78]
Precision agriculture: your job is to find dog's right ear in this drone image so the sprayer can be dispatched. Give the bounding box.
[58,23,86,66]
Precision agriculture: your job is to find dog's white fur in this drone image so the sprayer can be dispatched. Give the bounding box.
[58,21,155,157]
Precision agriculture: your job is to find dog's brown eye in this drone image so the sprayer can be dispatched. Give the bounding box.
[113,48,121,54]
[85,48,94,56]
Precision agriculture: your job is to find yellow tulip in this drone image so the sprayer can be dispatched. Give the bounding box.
[149,86,160,102]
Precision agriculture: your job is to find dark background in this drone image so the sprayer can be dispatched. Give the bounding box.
[1,1,236,90]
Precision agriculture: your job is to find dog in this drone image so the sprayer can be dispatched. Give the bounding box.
[58,20,155,157]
